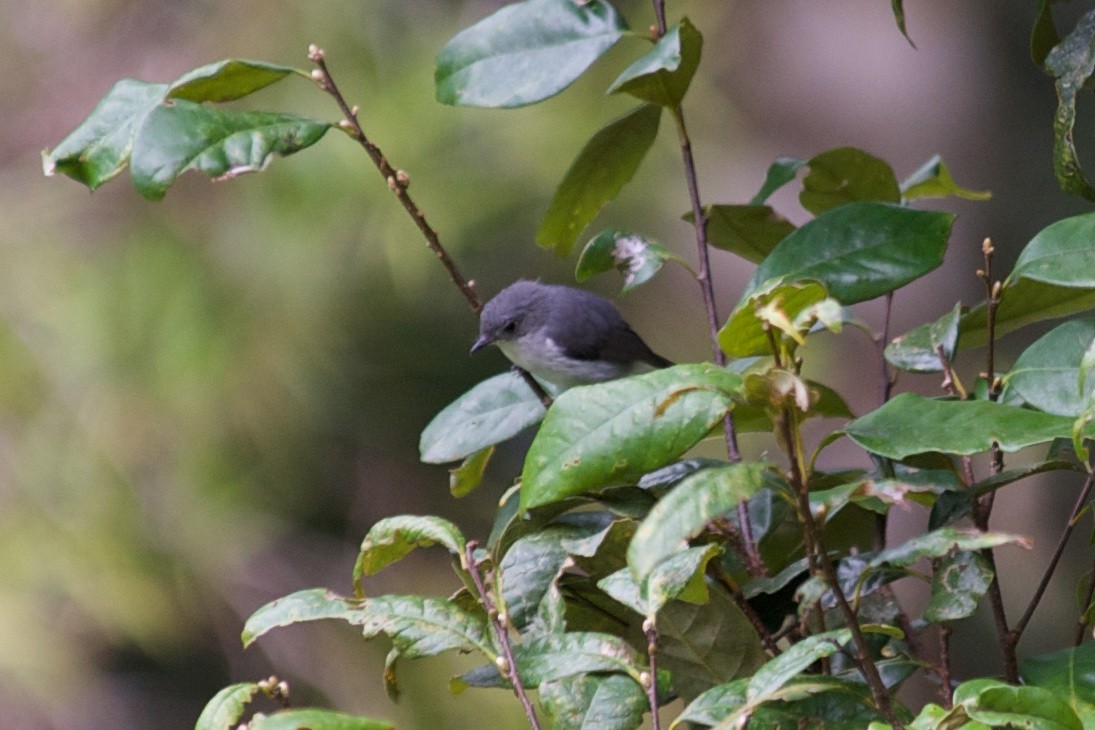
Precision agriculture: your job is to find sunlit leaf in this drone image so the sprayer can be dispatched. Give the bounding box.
[435,0,627,108]
[900,154,991,202]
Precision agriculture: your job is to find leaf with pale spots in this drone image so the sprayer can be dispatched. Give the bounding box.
[353,515,466,596]
[576,229,680,293]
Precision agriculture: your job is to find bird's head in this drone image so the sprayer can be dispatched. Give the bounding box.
[470,280,551,354]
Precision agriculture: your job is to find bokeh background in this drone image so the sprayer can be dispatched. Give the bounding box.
[2,1,1094,727]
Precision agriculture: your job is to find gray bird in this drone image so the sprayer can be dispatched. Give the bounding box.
[470,280,672,389]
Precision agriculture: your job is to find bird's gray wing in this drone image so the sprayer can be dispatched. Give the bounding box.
[550,294,671,368]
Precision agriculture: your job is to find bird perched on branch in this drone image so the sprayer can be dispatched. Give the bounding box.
[470,280,672,389]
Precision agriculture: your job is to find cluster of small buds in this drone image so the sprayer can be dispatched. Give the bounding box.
[307,43,325,62]
[386,170,410,191]
[257,675,290,700]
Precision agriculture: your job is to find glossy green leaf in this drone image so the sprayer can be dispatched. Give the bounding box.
[129,100,330,200]
[900,154,991,201]
[167,59,296,102]
[537,104,661,255]
[249,709,393,730]
[1006,319,1095,416]
[520,364,741,509]
[687,204,796,264]
[1045,11,1095,201]
[1021,643,1095,726]
[575,229,679,293]
[195,682,262,730]
[539,673,648,730]
[845,392,1095,459]
[799,147,901,215]
[1009,210,1095,289]
[449,445,494,497]
[740,202,954,305]
[963,683,1083,730]
[435,0,627,108]
[750,156,806,205]
[658,587,766,701]
[42,79,168,190]
[1032,0,1061,70]
[356,594,494,658]
[627,462,771,580]
[923,551,994,622]
[599,544,720,618]
[890,0,915,47]
[512,632,639,685]
[884,302,962,373]
[242,589,365,647]
[420,371,547,464]
[720,280,829,358]
[353,515,466,595]
[608,18,702,107]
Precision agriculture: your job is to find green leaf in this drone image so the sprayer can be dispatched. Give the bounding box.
[900,154,991,202]
[249,709,393,730]
[923,551,994,622]
[511,632,639,685]
[746,629,852,704]
[599,544,720,618]
[1032,0,1061,70]
[537,104,662,255]
[720,280,829,358]
[627,462,771,580]
[500,526,590,630]
[356,594,494,658]
[539,673,648,730]
[658,587,766,701]
[449,445,494,497]
[520,364,741,510]
[750,156,806,205]
[167,59,296,102]
[1009,210,1095,290]
[195,683,262,730]
[608,18,702,107]
[799,147,901,215]
[884,302,962,373]
[845,392,1095,460]
[420,371,547,464]
[740,202,954,305]
[687,205,796,264]
[352,515,466,595]
[575,229,679,293]
[435,0,627,108]
[962,683,1083,730]
[1045,11,1095,201]
[890,0,916,47]
[242,588,364,647]
[677,675,878,729]
[1021,643,1095,727]
[1006,319,1095,416]
[871,528,1028,572]
[129,100,330,200]
[42,79,168,190]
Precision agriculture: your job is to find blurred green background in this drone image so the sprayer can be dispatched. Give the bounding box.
[3,1,1094,727]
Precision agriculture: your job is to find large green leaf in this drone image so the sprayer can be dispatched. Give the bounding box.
[242,589,365,647]
[355,594,494,658]
[923,551,994,623]
[1021,644,1095,727]
[248,710,393,730]
[676,675,878,729]
[420,371,547,464]
[167,59,297,102]
[130,100,330,200]
[520,364,741,509]
[608,18,702,108]
[799,147,900,215]
[627,462,771,580]
[196,683,262,730]
[599,544,720,618]
[1005,319,1095,416]
[844,392,1095,459]
[352,515,466,595]
[900,154,991,202]
[1009,210,1095,289]
[42,79,168,190]
[537,104,662,255]
[500,525,592,630]
[435,0,627,108]
[539,673,648,730]
[511,632,640,685]
[958,681,1083,730]
[740,202,954,305]
[747,630,853,704]
[575,229,679,293]
[1045,10,1095,201]
[687,204,796,264]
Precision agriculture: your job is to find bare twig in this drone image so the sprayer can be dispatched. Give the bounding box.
[464,542,541,730]
[938,623,953,708]
[643,619,662,730]
[306,45,553,408]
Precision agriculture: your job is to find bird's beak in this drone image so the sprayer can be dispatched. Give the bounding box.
[470,334,493,355]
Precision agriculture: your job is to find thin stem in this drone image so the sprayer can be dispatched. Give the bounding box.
[464,542,542,730]
[878,292,896,406]
[938,623,953,708]
[306,46,553,408]
[643,620,662,730]
[1012,470,1095,640]
[1076,551,1095,646]
[711,564,783,657]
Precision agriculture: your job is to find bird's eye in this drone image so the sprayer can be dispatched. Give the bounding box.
[502,320,517,333]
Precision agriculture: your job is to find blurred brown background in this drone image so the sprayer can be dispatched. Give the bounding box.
[2,1,1093,727]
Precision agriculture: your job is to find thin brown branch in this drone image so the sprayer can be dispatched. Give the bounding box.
[1076,550,1095,646]
[643,619,662,730]
[306,45,553,408]
[711,564,783,657]
[878,292,896,406]
[464,542,542,730]
[938,623,953,708]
